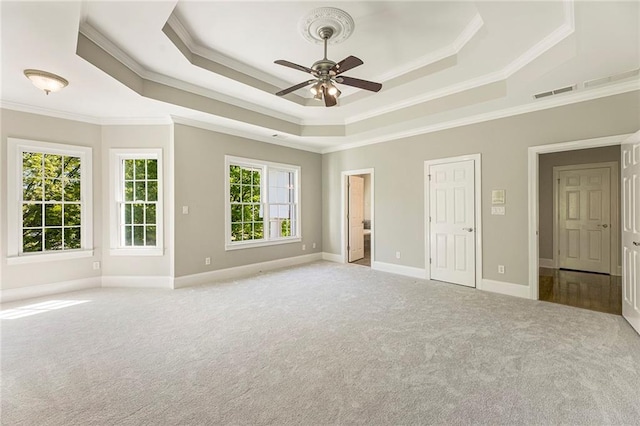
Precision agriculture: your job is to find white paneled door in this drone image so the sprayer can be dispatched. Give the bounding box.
[348,175,365,262]
[429,160,476,287]
[558,167,611,274]
[622,139,640,335]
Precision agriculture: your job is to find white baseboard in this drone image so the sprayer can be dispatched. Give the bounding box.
[102,276,174,289]
[322,252,344,263]
[539,258,555,268]
[372,261,426,279]
[174,252,323,289]
[0,276,102,304]
[481,279,530,299]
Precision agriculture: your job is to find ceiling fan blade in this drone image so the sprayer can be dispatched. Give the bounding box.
[274,60,315,75]
[331,56,363,75]
[322,86,337,107]
[276,79,316,96]
[336,76,382,92]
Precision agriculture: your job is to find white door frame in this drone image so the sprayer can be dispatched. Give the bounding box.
[552,162,620,273]
[341,169,374,264]
[528,133,632,300]
[424,154,483,289]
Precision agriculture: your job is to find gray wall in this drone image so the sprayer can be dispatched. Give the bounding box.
[322,92,639,286]
[538,146,621,262]
[173,124,323,277]
[0,109,102,289]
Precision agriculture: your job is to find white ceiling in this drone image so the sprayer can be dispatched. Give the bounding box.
[1,1,638,153]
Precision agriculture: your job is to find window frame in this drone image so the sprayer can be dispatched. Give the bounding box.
[6,138,93,265]
[109,149,163,256]
[225,155,301,251]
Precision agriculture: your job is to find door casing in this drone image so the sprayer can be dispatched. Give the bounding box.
[341,169,374,264]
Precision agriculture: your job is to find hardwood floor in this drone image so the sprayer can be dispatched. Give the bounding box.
[539,268,622,315]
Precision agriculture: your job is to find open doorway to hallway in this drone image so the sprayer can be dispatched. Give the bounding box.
[343,170,373,267]
[537,145,622,314]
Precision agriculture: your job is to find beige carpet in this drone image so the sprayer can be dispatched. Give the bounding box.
[2,261,639,425]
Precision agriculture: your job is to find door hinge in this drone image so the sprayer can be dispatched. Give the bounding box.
[347,245,351,251]
[429,216,432,222]
[430,258,432,264]
[428,174,432,181]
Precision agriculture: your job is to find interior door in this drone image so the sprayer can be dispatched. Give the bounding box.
[622,138,640,334]
[348,175,365,262]
[429,160,476,287]
[558,167,611,273]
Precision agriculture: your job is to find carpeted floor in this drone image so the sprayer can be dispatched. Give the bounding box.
[2,261,639,425]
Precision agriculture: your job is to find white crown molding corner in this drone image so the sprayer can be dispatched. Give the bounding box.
[371,261,426,280]
[0,100,103,125]
[79,22,147,77]
[101,276,174,289]
[481,279,531,299]
[173,253,322,289]
[0,277,102,304]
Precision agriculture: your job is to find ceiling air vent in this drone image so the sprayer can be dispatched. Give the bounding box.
[584,68,640,88]
[533,84,577,100]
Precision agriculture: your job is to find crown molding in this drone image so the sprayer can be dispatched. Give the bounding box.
[322,79,639,154]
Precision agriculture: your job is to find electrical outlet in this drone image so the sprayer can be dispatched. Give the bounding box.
[92,261,100,270]
[498,265,505,274]
[205,257,211,265]
[396,251,401,259]
[182,206,189,215]
[312,242,316,249]
[302,244,306,251]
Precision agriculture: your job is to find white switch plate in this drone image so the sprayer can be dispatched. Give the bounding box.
[498,265,505,274]
[205,257,211,265]
[182,206,189,214]
[396,251,401,259]
[491,206,506,215]
[302,244,306,251]
[92,261,100,270]
[312,242,316,249]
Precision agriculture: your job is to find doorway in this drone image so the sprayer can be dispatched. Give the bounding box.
[342,169,373,267]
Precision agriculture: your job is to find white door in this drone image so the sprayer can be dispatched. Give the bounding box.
[558,167,611,273]
[622,138,640,334]
[348,175,365,262]
[429,160,476,287]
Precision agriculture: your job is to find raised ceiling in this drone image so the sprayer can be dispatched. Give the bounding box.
[1,1,638,153]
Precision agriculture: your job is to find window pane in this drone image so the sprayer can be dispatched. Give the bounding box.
[231,205,242,222]
[135,182,146,201]
[124,226,132,245]
[133,204,144,224]
[254,222,264,239]
[268,186,277,203]
[243,205,253,222]
[23,152,43,179]
[124,203,132,224]
[22,203,42,228]
[145,204,156,224]
[147,181,158,202]
[135,159,146,179]
[64,156,81,179]
[242,223,253,240]
[252,170,261,186]
[23,229,42,252]
[146,226,156,246]
[147,159,157,179]
[133,226,145,246]
[44,228,63,250]
[281,219,291,237]
[253,205,262,221]
[64,204,81,226]
[241,186,251,202]
[251,185,261,202]
[124,159,134,179]
[241,168,251,184]
[230,184,240,202]
[64,227,81,249]
[64,179,81,202]
[44,204,63,226]
[124,181,134,201]
[231,223,242,241]
[44,179,63,201]
[23,176,43,201]
[230,165,241,184]
[44,154,62,179]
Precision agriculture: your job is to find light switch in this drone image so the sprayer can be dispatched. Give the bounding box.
[491,206,506,215]
[182,206,189,215]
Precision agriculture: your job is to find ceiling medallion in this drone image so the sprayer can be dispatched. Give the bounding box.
[299,7,355,45]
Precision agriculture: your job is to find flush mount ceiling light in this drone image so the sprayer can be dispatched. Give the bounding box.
[23,69,69,95]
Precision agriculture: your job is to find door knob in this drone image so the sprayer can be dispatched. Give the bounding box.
[597,224,609,228]
[462,227,474,232]
[634,241,640,246]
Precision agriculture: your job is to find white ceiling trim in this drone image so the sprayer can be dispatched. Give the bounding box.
[374,13,483,83]
[322,79,639,154]
[78,22,304,126]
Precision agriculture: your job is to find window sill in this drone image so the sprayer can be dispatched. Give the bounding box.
[7,249,94,265]
[225,237,302,251]
[109,248,164,257]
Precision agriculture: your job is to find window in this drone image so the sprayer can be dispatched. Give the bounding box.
[110,149,163,256]
[225,156,300,250]
[7,139,93,264]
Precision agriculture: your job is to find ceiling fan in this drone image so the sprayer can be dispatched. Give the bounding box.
[274,26,382,107]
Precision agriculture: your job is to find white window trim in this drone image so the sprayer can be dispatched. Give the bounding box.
[6,138,94,265]
[224,155,301,251]
[109,149,164,256]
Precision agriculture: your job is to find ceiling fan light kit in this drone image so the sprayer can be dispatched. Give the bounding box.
[275,7,382,107]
